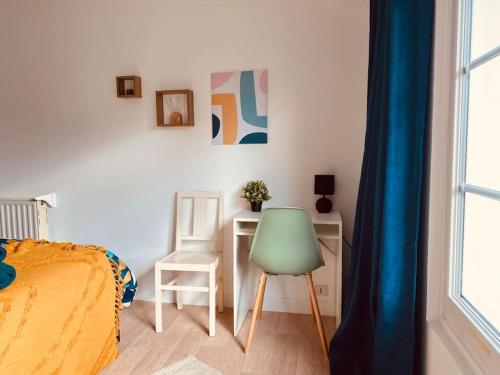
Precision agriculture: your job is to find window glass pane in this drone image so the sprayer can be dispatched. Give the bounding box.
[465,56,500,190]
[461,193,500,332]
[470,0,500,59]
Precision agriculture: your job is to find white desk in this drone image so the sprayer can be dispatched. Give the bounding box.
[232,209,342,336]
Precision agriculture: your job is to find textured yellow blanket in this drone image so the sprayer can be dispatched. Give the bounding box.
[0,240,122,374]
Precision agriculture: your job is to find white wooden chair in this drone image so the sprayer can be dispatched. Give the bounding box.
[155,192,224,336]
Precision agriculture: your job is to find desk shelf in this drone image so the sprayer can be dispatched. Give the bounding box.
[234,221,258,236]
[236,229,256,236]
[235,221,340,239]
[315,224,340,240]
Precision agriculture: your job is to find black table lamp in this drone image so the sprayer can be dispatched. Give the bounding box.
[314,175,335,213]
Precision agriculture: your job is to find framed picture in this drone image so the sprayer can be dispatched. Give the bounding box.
[211,69,268,144]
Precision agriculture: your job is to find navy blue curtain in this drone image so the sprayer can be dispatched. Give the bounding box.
[329,0,434,374]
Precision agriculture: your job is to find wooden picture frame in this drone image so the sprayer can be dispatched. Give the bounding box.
[156,90,194,127]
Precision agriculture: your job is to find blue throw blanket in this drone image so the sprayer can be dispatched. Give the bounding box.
[0,239,16,290]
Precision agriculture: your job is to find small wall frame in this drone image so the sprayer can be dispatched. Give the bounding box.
[116,76,142,98]
[156,90,194,127]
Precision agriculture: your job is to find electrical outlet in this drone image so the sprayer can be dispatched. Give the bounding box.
[314,284,328,296]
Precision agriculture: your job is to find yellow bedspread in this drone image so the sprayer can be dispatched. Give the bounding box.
[0,240,122,374]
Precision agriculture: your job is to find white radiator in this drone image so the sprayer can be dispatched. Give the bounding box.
[0,200,48,240]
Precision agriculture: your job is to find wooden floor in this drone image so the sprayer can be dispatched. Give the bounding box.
[100,300,334,375]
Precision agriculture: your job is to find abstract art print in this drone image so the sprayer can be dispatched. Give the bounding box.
[211,69,268,145]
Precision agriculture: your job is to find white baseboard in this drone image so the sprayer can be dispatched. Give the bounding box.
[136,294,336,317]
[261,295,335,316]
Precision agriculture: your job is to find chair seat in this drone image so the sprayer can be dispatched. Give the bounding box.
[157,251,220,271]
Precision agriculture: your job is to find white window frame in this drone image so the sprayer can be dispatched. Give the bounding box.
[451,0,500,350]
[427,0,500,374]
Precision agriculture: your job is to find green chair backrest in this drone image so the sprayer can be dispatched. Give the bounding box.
[249,208,325,275]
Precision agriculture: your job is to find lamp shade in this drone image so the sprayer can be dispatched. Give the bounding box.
[314,175,335,195]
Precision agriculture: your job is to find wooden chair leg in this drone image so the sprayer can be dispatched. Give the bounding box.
[209,265,216,336]
[217,279,224,313]
[176,274,183,310]
[244,272,267,353]
[306,272,328,359]
[257,275,267,319]
[310,295,316,322]
[217,263,224,313]
[155,264,162,333]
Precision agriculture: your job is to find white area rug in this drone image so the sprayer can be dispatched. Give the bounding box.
[151,355,222,375]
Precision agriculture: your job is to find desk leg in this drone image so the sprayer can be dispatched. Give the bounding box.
[233,228,255,335]
[233,222,240,335]
[335,229,342,329]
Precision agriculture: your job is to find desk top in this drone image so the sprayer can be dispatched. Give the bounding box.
[234,208,342,225]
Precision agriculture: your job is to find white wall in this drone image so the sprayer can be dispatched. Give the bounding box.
[0,0,368,306]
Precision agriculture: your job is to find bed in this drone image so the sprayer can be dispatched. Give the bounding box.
[0,239,136,374]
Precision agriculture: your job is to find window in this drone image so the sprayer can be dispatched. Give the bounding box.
[429,0,500,372]
[452,0,500,348]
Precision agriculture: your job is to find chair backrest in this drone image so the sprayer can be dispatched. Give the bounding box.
[249,208,324,275]
[175,192,224,251]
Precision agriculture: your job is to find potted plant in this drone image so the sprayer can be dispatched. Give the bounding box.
[241,180,271,212]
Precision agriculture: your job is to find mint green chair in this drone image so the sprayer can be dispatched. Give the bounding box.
[243,208,329,359]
